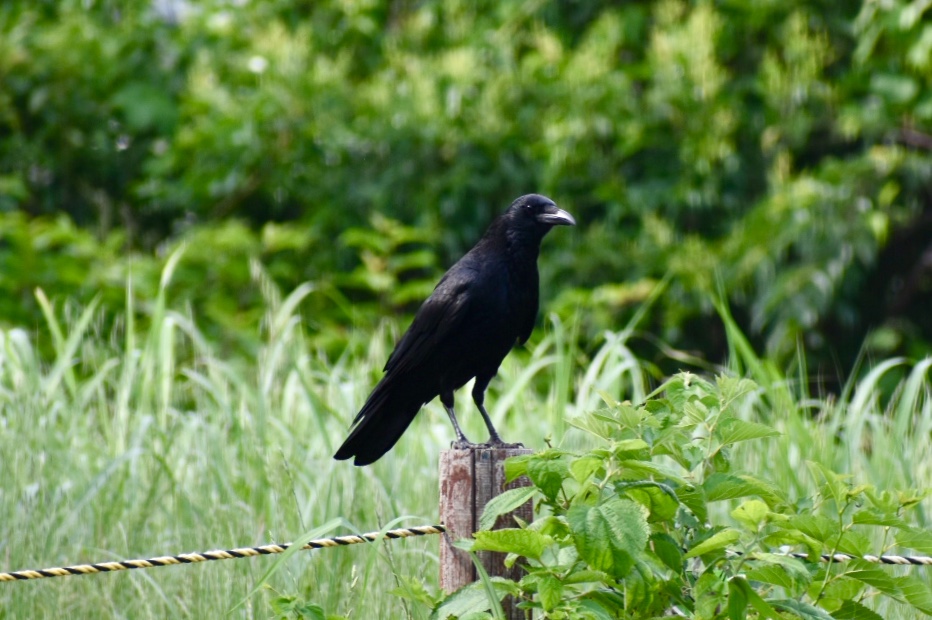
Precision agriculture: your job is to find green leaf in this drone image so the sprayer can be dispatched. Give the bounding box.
[683,398,711,424]
[745,554,811,595]
[844,568,903,600]
[530,515,570,540]
[650,533,684,572]
[684,528,741,559]
[815,575,865,605]
[895,528,932,554]
[896,574,932,615]
[472,529,551,561]
[838,529,871,556]
[807,461,849,507]
[389,575,440,608]
[782,514,839,545]
[731,499,770,530]
[431,582,492,620]
[577,597,620,620]
[620,459,689,484]
[771,599,835,619]
[727,578,748,620]
[478,486,536,531]
[562,569,611,585]
[527,457,569,501]
[703,473,760,502]
[730,577,781,619]
[717,418,780,446]
[570,455,603,483]
[270,597,327,620]
[616,403,652,429]
[695,572,727,617]
[566,498,649,578]
[568,410,619,440]
[612,438,650,458]
[703,472,786,505]
[452,538,475,552]
[716,376,759,408]
[746,565,795,592]
[623,483,680,521]
[503,455,532,484]
[302,604,326,620]
[830,599,884,620]
[537,574,563,612]
[762,531,822,558]
[621,562,655,610]
[676,485,709,523]
[851,509,910,529]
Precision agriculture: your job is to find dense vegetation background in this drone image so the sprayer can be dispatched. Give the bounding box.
[3,1,932,618]
[3,0,931,377]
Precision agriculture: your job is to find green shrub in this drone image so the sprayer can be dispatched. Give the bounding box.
[428,374,932,618]
[3,0,932,372]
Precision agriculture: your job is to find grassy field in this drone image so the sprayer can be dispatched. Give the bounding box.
[1,279,931,618]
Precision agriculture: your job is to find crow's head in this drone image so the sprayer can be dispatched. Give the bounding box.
[506,194,576,235]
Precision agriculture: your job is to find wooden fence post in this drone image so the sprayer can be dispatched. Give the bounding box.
[439,446,533,619]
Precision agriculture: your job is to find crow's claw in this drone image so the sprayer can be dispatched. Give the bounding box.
[480,440,525,450]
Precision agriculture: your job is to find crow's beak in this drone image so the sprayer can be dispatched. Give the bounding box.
[536,205,576,226]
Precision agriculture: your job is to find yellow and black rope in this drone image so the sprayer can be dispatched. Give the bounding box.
[0,524,446,583]
[725,549,932,565]
[788,551,932,565]
[4,524,932,584]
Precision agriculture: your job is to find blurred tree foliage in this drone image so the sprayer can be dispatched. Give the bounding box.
[1,0,931,377]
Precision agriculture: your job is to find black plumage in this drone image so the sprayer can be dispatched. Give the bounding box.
[334,194,575,466]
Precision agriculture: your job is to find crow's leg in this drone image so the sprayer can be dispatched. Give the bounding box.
[471,376,504,444]
[441,390,475,449]
[472,375,524,449]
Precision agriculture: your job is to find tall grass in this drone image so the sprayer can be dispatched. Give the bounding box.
[715,296,932,514]
[1,270,930,618]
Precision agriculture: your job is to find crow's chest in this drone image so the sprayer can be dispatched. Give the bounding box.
[476,261,538,333]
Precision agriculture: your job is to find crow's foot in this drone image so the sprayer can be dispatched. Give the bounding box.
[478,439,525,450]
[449,439,525,450]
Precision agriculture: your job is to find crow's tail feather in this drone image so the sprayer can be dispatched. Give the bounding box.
[333,379,427,466]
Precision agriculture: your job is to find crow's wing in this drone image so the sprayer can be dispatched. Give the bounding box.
[515,285,538,346]
[510,261,539,346]
[383,271,476,376]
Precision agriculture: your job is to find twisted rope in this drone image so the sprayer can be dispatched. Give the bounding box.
[724,549,932,566]
[786,551,932,565]
[0,524,446,582]
[4,524,931,584]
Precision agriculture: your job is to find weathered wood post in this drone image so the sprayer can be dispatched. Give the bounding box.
[439,446,534,619]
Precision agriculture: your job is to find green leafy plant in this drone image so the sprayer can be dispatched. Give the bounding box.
[337,213,440,311]
[269,593,346,620]
[4,0,932,374]
[430,373,931,618]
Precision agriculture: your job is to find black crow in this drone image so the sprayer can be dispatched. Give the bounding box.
[334,194,575,466]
